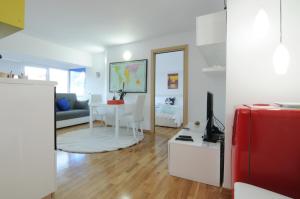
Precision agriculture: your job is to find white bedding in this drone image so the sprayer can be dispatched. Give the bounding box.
[155,103,182,128]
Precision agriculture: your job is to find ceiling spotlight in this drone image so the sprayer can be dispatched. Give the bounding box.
[123,51,132,61]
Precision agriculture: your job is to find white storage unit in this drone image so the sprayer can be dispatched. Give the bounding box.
[0,79,56,199]
[168,129,220,187]
[196,10,227,46]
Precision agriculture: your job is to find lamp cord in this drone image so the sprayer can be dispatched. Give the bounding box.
[224,0,227,10]
[280,0,282,43]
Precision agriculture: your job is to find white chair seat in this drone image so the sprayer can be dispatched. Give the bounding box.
[234,182,291,199]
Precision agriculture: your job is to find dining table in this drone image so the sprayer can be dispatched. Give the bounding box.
[89,103,131,139]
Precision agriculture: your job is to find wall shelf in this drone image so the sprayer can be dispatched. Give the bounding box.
[202,65,226,73]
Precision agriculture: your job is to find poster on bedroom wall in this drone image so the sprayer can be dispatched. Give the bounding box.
[109,59,147,93]
[168,73,178,89]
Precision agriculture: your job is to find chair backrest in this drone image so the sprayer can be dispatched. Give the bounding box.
[133,95,146,121]
[90,94,102,106]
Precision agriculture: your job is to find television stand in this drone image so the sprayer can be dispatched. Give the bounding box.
[168,129,221,186]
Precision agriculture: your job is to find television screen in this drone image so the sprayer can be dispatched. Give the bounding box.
[206,92,214,129]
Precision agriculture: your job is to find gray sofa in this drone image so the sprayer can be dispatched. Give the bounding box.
[56,93,90,128]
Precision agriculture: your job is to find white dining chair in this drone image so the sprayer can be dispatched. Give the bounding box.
[121,95,146,140]
[89,94,106,128]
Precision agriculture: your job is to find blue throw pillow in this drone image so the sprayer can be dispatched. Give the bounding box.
[56,98,71,111]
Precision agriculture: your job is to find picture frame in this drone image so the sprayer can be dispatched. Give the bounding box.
[168,73,179,89]
[109,59,148,93]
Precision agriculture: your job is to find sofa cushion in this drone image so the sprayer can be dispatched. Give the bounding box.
[56,109,90,121]
[56,98,71,111]
[75,100,89,110]
[56,93,77,109]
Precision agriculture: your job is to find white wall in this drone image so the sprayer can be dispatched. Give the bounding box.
[84,53,107,100]
[0,60,24,75]
[0,53,107,100]
[0,32,93,67]
[106,31,226,130]
[0,59,73,76]
[155,51,184,97]
[224,0,300,188]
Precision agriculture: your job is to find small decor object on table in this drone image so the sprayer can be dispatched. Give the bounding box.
[185,121,202,133]
[107,82,127,105]
[117,82,127,100]
[194,121,200,127]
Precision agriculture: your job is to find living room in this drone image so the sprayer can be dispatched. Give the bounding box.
[1,0,300,199]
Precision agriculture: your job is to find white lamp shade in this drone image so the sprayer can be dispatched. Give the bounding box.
[253,9,270,39]
[273,43,290,75]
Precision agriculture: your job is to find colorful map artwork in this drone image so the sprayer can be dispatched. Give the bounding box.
[109,60,147,93]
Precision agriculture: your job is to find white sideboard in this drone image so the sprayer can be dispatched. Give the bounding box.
[0,79,56,199]
[168,129,221,187]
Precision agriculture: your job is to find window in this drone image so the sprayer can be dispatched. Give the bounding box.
[70,68,86,96]
[24,66,47,80]
[49,68,69,93]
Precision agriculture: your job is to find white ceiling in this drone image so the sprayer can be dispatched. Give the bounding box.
[24,0,224,53]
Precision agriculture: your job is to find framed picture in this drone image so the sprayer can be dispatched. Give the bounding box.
[168,73,178,89]
[109,59,148,93]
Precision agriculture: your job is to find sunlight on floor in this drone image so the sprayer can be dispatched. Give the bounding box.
[56,151,86,172]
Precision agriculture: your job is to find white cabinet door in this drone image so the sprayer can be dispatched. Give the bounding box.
[0,82,56,199]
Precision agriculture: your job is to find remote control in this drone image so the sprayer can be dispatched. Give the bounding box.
[175,137,194,142]
[179,135,192,139]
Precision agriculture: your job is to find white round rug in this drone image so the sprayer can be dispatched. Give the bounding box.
[57,127,143,153]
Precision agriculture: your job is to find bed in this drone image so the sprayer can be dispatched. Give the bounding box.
[155,96,183,128]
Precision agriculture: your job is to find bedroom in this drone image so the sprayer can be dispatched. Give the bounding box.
[155,50,184,129]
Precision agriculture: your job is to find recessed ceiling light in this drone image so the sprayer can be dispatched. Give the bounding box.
[123,51,132,61]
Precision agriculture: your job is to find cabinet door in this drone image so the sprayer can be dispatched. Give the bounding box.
[0,0,24,28]
[0,83,56,199]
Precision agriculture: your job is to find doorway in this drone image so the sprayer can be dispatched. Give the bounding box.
[151,45,189,133]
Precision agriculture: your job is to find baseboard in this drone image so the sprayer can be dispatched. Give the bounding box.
[42,193,53,199]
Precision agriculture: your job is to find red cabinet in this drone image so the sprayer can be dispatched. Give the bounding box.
[232,105,300,198]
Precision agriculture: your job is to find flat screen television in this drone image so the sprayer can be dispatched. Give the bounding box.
[203,92,221,143]
[206,92,214,129]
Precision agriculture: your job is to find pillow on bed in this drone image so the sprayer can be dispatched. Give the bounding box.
[165,97,176,105]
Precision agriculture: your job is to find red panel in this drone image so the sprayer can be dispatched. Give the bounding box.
[249,109,300,198]
[232,106,251,186]
[107,100,124,105]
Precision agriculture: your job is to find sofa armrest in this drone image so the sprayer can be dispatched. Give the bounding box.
[74,100,89,110]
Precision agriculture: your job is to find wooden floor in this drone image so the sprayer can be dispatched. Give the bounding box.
[54,124,231,199]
